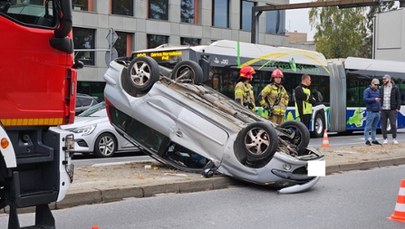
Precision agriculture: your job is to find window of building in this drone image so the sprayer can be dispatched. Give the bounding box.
[29,0,44,5]
[181,37,200,46]
[112,0,134,16]
[265,11,286,34]
[73,27,95,66]
[149,0,169,20]
[181,0,198,24]
[72,0,94,11]
[115,31,133,57]
[212,0,229,28]
[147,34,169,49]
[241,0,255,31]
[77,81,106,101]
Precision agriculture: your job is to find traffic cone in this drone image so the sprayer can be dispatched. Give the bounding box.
[321,129,330,148]
[388,179,405,223]
[91,226,100,229]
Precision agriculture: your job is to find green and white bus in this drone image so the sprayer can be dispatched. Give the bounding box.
[131,40,405,137]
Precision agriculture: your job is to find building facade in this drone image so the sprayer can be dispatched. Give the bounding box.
[72,0,290,98]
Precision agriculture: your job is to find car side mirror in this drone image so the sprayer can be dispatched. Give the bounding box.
[73,60,84,69]
[202,160,217,178]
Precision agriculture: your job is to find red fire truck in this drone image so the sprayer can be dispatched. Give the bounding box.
[0,1,77,228]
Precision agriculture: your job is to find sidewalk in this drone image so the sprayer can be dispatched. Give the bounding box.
[54,143,405,210]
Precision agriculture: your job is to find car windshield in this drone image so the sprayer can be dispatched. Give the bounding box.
[78,102,106,117]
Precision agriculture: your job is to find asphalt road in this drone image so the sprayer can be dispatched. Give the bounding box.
[2,164,404,229]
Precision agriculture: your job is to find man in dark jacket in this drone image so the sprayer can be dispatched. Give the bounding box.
[363,78,382,146]
[380,74,401,144]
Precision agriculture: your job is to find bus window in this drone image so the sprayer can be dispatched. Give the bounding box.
[311,74,330,106]
[346,72,371,107]
[393,77,405,105]
[216,68,239,99]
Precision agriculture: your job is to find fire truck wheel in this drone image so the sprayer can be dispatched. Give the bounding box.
[171,60,203,84]
[123,56,160,96]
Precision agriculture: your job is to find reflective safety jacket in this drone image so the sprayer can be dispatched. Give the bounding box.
[259,83,289,116]
[235,81,255,110]
[294,84,315,117]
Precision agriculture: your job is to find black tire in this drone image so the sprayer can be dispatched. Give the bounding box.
[311,111,325,138]
[171,60,203,84]
[122,56,160,96]
[94,133,117,158]
[279,120,310,155]
[0,158,9,209]
[235,122,278,162]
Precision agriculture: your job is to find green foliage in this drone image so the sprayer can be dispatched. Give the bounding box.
[309,5,367,59]
[309,1,398,59]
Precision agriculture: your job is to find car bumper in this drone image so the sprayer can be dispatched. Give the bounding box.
[278,176,321,194]
[70,133,94,153]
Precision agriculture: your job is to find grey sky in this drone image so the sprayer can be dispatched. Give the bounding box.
[285,0,316,41]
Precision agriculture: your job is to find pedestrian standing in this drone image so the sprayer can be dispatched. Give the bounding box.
[380,74,401,144]
[259,69,289,125]
[294,74,316,128]
[234,66,256,111]
[363,78,382,146]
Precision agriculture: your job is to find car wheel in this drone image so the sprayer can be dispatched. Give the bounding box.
[123,56,160,96]
[171,60,203,84]
[94,133,117,158]
[311,112,325,138]
[235,122,278,162]
[279,120,310,155]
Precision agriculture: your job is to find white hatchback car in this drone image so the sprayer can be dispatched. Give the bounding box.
[61,102,139,157]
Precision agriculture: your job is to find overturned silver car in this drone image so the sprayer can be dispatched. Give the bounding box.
[104,56,324,193]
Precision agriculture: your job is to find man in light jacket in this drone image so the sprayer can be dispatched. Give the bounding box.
[380,74,401,144]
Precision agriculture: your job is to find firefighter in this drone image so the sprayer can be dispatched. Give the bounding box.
[259,68,289,125]
[235,66,256,111]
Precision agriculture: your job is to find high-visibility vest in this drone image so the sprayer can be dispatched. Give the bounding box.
[295,86,313,116]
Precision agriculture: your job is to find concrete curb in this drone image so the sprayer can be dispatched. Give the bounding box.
[54,176,237,210]
[326,157,405,174]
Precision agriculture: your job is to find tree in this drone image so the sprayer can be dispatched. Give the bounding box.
[309,5,367,59]
[309,1,398,59]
